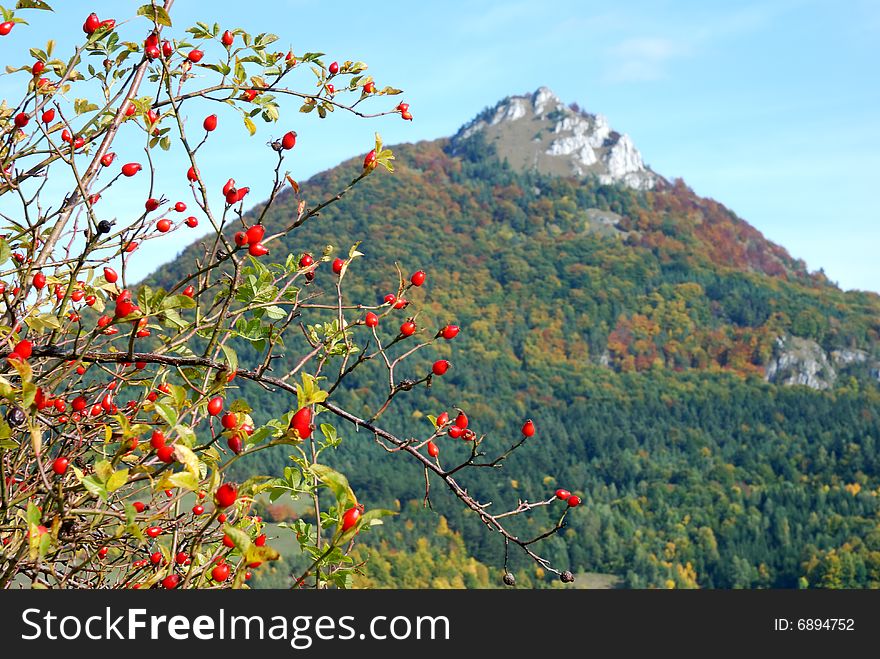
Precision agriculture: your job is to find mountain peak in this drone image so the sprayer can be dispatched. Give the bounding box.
[451,87,660,190]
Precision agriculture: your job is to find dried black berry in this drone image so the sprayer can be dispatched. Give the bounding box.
[5,406,26,427]
[97,220,113,234]
[560,570,575,583]
[502,572,516,587]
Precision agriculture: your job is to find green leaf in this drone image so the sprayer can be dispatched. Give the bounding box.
[311,463,356,510]
[136,3,172,27]
[162,293,197,310]
[21,380,36,408]
[16,0,53,10]
[161,307,187,329]
[26,501,41,525]
[264,305,286,321]
[359,508,396,526]
[247,426,275,445]
[0,238,11,265]
[154,401,178,427]
[320,423,339,445]
[81,475,109,501]
[297,372,328,408]
[219,344,238,375]
[173,424,196,449]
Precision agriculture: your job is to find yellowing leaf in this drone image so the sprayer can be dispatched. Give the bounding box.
[169,471,199,491]
[106,468,129,492]
[245,543,280,564]
[222,523,251,554]
[94,460,113,482]
[136,3,172,27]
[174,443,200,478]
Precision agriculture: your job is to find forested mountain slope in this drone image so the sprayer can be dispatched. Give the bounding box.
[150,90,880,588]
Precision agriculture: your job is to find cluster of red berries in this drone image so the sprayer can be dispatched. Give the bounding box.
[6,338,32,365]
[233,223,268,257]
[222,177,250,206]
[149,429,177,464]
[127,484,258,588]
[24,267,121,324]
[220,410,254,455]
[554,489,582,508]
[82,13,115,36]
[397,102,413,121]
[143,31,191,62]
[425,415,535,460]
[442,410,475,441]
[383,293,408,310]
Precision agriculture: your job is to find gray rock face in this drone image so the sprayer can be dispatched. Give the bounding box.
[765,336,836,390]
[830,348,868,367]
[451,87,660,190]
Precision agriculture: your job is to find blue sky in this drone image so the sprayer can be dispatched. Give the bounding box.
[1,0,878,291]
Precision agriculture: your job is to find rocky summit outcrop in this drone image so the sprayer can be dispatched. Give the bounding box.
[450,87,661,190]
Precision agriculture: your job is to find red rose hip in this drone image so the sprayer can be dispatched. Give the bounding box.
[214,483,237,508]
